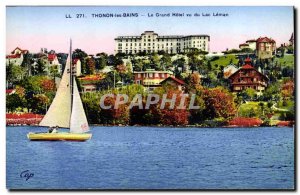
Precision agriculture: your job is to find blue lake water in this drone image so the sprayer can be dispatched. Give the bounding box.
[6,126,294,190]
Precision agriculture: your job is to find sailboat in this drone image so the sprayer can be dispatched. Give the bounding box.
[27,40,92,141]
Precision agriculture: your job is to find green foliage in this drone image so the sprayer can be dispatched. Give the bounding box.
[244,88,256,100]
[73,49,88,74]
[210,55,239,68]
[262,82,281,101]
[6,63,26,83]
[274,55,294,68]
[29,94,50,114]
[6,94,24,112]
[95,53,108,70]
[82,94,101,124]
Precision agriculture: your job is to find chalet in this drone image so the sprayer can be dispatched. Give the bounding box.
[256,37,276,59]
[160,76,185,91]
[133,69,173,91]
[228,57,268,94]
[6,47,28,66]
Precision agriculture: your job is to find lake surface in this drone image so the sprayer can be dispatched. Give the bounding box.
[6,126,294,190]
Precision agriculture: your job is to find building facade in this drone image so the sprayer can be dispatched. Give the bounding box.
[246,39,257,50]
[6,47,28,66]
[133,69,173,91]
[160,76,185,91]
[47,53,62,74]
[228,58,268,93]
[256,37,276,59]
[115,31,210,54]
[72,58,82,76]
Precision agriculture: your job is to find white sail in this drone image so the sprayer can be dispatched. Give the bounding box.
[70,78,90,133]
[39,57,72,128]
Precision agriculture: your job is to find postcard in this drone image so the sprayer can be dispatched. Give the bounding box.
[6,6,295,190]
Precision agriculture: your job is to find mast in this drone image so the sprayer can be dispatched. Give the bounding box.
[70,39,73,108]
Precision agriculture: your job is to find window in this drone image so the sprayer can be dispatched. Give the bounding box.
[137,73,141,78]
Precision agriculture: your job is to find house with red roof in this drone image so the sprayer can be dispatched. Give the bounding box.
[228,57,268,94]
[6,47,28,66]
[160,76,185,91]
[46,53,62,74]
[133,69,173,91]
[256,37,276,59]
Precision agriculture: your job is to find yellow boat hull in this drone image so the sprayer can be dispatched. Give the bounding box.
[27,132,92,141]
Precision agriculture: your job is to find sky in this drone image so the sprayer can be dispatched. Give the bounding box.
[6,6,294,55]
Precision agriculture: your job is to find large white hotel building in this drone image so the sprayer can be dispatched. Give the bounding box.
[114,31,210,54]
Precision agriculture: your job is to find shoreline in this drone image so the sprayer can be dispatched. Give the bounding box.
[6,123,294,128]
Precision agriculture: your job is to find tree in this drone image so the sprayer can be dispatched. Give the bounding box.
[244,88,256,100]
[153,87,190,126]
[262,82,281,101]
[30,94,50,114]
[73,49,88,74]
[160,53,172,70]
[82,95,101,124]
[21,52,32,76]
[100,94,129,125]
[149,53,161,70]
[185,73,201,93]
[202,87,237,120]
[6,63,26,84]
[97,71,121,90]
[36,58,46,75]
[57,53,68,71]
[107,54,123,67]
[86,57,96,75]
[173,58,186,73]
[95,53,108,70]
[41,79,56,92]
[6,94,24,112]
[188,85,206,124]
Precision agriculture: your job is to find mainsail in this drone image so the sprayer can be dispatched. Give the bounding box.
[70,77,90,133]
[39,57,72,128]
